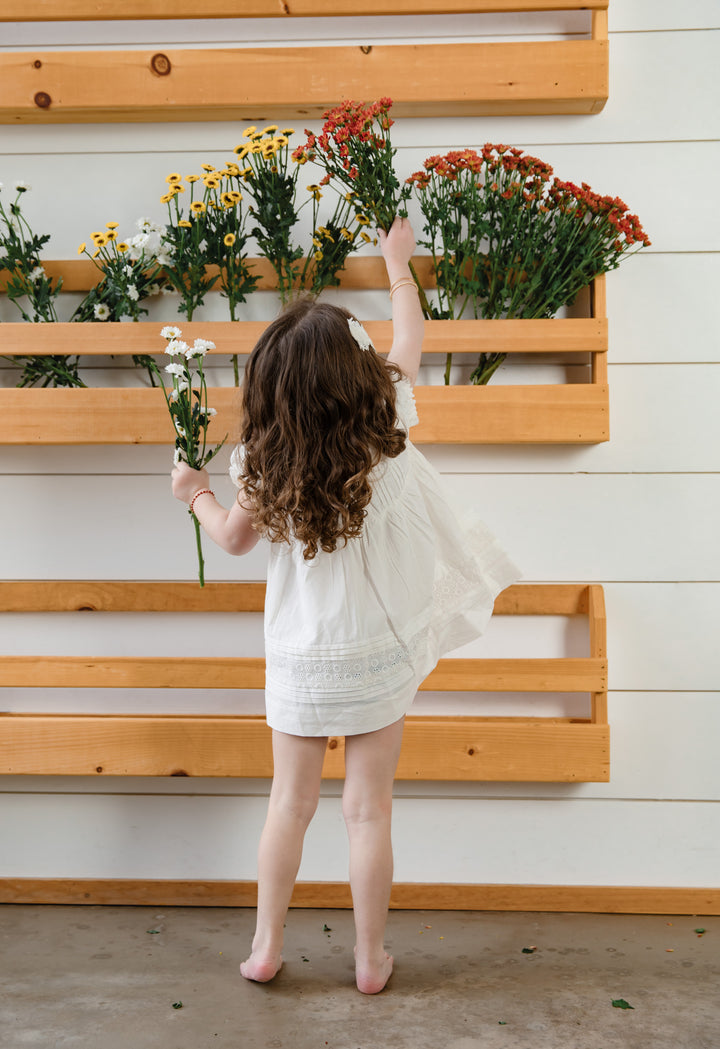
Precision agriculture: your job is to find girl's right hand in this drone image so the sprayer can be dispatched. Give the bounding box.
[378,217,416,268]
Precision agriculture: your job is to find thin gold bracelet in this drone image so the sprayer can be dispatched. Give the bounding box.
[389,277,419,299]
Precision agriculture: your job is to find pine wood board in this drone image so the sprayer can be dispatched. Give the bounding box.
[0,318,608,358]
[2,1,608,20]
[0,656,606,692]
[0,713,609,780]
[0,580,591,616]
[2,880,712,916]
[0,41,608,124]
[0,383,610,444]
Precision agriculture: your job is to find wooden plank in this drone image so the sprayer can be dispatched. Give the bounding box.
[0,714,609,781]
[0,1,609,22]
[1,260,605,300]
[0,318,607,358]
[1,879,715,916]
[587,584,608,725]
[0,42,608,124]
[0,656,606,691]
[0,581,590,616]
[0,580,587,615]
[0,384,611,445]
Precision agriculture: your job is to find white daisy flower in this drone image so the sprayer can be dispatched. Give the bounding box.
[186,338,216,358]
[165,362,186,376]
[160,325,183,340]
[126,285,139,302]
[29,266,45,283]
[14,181,31,192]
[174,423,186,438]
[94,303,111,320]
[173,448,183,465]
[146,283,161,296]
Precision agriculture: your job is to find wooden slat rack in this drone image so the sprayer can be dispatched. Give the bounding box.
[0,582,609,783]
[0,2,608,122]
[0,261,608,445]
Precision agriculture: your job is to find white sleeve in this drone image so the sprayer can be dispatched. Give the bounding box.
[228,444,246,488]
[394,377,419,431]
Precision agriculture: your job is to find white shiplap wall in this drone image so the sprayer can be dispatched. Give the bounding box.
[1,3,719,890]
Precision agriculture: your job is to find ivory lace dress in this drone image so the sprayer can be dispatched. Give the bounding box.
[230,379,520,736]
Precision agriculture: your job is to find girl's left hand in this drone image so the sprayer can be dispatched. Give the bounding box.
[172,461,210,503]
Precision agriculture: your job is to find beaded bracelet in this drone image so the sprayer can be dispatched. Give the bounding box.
[389,277,419,299]
[189,488,214,515]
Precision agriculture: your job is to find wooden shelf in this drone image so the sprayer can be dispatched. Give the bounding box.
[0,582,609,783]
[1,1,610,20]
[0,2,608,122]
[0,268,608,444]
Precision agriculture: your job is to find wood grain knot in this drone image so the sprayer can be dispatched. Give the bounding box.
[33,60,42,69]
[327,738,338,750]
[467,747,476,756]
[360,46,372,55]
[151,53,172,77]
[171,769,188,776]
[34,92,51,109]
[95,766,103,773]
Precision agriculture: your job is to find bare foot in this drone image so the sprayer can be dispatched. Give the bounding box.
[240,952,283,983]
[354,949,394,994]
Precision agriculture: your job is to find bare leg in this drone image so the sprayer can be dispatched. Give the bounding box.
[342,717,405,994]
[240,729,328,983]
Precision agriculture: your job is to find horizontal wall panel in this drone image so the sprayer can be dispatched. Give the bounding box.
[0,141,712,257]
[0,793,717,885]
[604,583,720,692]
[610,1,720,32]
[0,474,717,582]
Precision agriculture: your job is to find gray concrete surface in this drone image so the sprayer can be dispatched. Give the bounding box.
[1,905,718,1049]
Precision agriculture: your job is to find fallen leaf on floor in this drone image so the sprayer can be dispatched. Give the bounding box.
[172,1002,183,1010]
[665,949,674,952]
[323,924,332,932]
[695,928,706,936]
[302,956,309,962]
[611,998,634,1010]
[146,929,161,935]
[521,946,537,954]
[498,1020,507,1025]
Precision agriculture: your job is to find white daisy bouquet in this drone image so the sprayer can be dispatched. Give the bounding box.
[153,326,227,586]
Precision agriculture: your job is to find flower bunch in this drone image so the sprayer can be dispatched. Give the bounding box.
[408,144,650,383]
[0,181,84,387]
[298,184,367,298]
[293,98,410,233]
[153,325,228,586]
[234,125,303,304]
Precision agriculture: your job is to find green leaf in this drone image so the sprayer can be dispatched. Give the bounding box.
[611,998,634,1010]
[172,1001,183,1009]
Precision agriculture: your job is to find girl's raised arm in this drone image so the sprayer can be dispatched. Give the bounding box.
[379,218,424,385]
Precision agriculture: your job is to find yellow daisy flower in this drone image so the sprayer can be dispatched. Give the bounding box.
[160,192,174,203]
[344,192,357,202]
[261,124,278,135]
[105,221,119,229]
[186,174,200,183]
[173,184,185,193]
[117,242,129,252]
[190,201,207,214]
[203,176,221,188]
[165,173,182,184]
[92,250,101,259]
[307,184,322,200]
[360,231,372,243]
[355,214,370,225]
[281,127,295,135]
[178,220,192,228]
[224,233,236,247]
[314,251,323,261]
[106,230,117,241]
[274,136,288,148]
[340,228,353,241]
[242,126,257,138]
[201,163,216,172]
[233,145,250,159]
[225,163,241,177]
[77,242,86,254]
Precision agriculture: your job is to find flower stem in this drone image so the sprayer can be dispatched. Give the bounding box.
[408,260,433,319]
[191,511,206,587]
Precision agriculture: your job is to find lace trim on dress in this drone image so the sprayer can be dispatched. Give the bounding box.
[265,622,429,697]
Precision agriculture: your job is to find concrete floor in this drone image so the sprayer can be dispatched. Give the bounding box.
[1,906,718,1049]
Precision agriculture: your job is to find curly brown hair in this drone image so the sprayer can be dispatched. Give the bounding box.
[239,299,407,560]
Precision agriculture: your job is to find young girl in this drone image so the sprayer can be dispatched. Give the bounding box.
[171,217,519,994]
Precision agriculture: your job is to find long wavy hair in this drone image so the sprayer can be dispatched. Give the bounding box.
[239,299,407,560]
